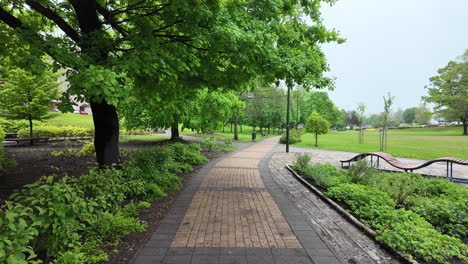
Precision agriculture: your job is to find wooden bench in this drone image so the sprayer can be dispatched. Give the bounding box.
[5,132,18,138]
[340,152,468,183]
[4,137,49,145]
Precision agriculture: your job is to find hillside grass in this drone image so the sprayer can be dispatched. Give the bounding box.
[293,126,468,160]
[46,113,94,129]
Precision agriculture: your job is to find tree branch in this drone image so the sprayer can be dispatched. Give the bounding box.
[96,3,128,37]
[25,0,81,43]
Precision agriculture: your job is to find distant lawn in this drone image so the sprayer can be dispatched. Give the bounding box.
[121,135,167,142]
[293,126,468,160]
[46,113,94,129]
[182,125,279,143]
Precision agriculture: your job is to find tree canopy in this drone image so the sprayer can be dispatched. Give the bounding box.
[423,50,467,135]
[0,0,343,165]
[306,111,329,147]
[0,67,60,140]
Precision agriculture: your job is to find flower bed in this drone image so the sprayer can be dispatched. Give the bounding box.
[292,155,468,264]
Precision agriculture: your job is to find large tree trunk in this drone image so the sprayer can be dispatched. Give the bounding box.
[171,113,180,140]
[315,132,318,147]
[91,101,119,166]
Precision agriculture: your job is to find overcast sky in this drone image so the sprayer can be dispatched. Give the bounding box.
[318,0,468,115]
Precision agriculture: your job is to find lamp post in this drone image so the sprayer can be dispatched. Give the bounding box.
[286,85,291,153]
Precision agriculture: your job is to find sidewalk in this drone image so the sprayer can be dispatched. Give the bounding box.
[131,138,337,263]
[130,137,398,264]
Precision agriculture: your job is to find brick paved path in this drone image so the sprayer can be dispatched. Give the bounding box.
[131,137,398,264]
[131,137,397,264]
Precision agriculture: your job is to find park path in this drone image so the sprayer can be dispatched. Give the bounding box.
[131,137,400,264]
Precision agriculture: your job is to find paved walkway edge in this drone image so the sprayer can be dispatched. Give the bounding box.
[259,148,343,264]
[285,165,419,264]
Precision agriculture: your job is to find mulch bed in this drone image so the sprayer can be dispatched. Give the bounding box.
[0,139,231,263]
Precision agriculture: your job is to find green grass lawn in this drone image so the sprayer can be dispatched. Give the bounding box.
[293,126,468,160]
[121,135,168,142]
[46,113,94,129]
[182,125,279,143]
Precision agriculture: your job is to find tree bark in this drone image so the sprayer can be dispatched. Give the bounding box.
[29,115,33,146]
[463,119,467,136]
[171,113,180,140]
[91,100,119,166]
[315,132,318,147]
[234,114,239,141]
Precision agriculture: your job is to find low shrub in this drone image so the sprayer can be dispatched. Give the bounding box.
[326,184,395,225]
[412,197,468,238]
[0,118,45,133]
[1,141,209,263]
[18,125,93,138]
[224,137,233,145]
[292,154,311,174]
[279,130,302,144]
[375,209,468,263]
[302,164,350,188]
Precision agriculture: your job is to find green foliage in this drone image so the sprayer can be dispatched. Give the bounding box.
[326,184,395,225]
[302,164,350,188]
[0,118,45,133]
[423,50,467,135]
[81,141,96,156]
[18,125,93,138]
[279,130,302,144]
[0,141,205,263]
[224,137,233,145]
[0,202,41,264]
[306,111,330,146]
[347,160,378,184]
[292,154,311,174]
[375,209,468,263]
[0,67,61,138]
[412,197,468,238]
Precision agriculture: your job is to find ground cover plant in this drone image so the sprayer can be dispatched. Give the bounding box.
[293,126,468,160]
[293,155,468,263]
[0,142,211,264]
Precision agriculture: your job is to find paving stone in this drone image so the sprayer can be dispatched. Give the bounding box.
[162,255,192,264]
[220,247,246,256]
[273,255,314,264]
[191,255,219,264]
[245,248,272,256]
[132,255,164,264]
[193,247,220,255]
[219,255,248,264]
[245,255,275,264]
[140,247,168,256]
[166,247,194,255]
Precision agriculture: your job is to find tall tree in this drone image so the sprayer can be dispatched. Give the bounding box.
[403,107,417,124]
[0,0,342,165]
[415,103,432,125]
[0,67,60,144]
[423,50,467,135]
[301,91,341,126]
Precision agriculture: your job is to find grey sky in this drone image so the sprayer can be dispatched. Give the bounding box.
[319,0,468,115]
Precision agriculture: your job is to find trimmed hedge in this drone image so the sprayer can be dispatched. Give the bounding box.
[18,125,93,138]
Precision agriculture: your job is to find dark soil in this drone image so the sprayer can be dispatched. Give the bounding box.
[0,139,231,263]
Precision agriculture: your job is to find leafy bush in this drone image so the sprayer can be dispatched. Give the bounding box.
[0,118,45,133]
[364,172,423,208]
[292,154,311,174]
[0,125,16,172]
[0,202,41,264]
[81,141,95,156]
[412,197,468,238]
[279,130,302,144]
[18,125,93,138]
[347,160,378,184]
[375,209,468,263]
[1,141,208,263]
[326,184,395,225]
[224,137,233,145]
[9,176,97,257]
[302,164,350,188]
